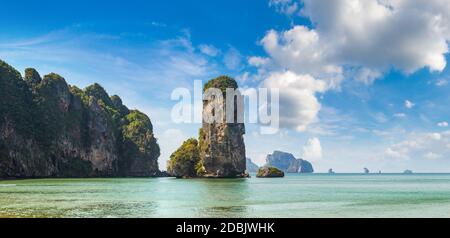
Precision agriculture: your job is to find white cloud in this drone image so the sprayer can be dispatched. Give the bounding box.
[261,0,450,83]
[428,133,442,141]
[384,131,449,160]
[372,112,388,123]
[352,67,383,85]
[150,21,167,28]
[302,137,323,161]
[269,0,299,16]
[438,121,449,127]
[405,100,415,109]
[261,71,327,131]
[424,152,442,160]
[199,44,220,57]
[223,47,243,70]
[252,0,450,132]
[260,26,343,88]
[300,0,450,74]
[248,56,270,67]
[394,113,407,118]
[385,147,408,160]
[436,79,448,86]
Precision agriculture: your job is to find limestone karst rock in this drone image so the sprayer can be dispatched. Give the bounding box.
[246,158,259,173]
[199,76,246,178]
[265,151,314,173]
[0,59,161,178]
[287,158,314,173]
[168,76,247,178]
[256,166,284,178]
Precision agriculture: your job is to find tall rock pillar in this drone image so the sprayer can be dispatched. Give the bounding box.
[199,76,247,178]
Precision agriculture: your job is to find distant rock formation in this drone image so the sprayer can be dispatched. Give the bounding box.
[364,168,370,174]
[246,158,259,173]
[328,168,335,174]
[265,151,314,173]
[0,60,161,178]
[288,159,314,173]
[256,167,284,178]
[168,76,247,178]
[403,170,413,174]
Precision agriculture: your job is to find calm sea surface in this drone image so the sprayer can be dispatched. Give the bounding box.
[1,174,450,218]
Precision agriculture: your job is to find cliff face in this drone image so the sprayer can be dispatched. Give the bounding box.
[0,60,160,178]
[199,76,246,178]
[265,151,314,173]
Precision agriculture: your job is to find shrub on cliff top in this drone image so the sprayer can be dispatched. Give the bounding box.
[203,75,238,94]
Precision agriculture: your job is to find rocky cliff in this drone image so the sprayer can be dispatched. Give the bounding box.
[167,76,247,178]
[265,151,314,173]
[0,60,161,178]
[199,76,246,177]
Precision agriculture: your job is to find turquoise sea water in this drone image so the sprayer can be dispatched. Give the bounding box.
[1,174,450,218]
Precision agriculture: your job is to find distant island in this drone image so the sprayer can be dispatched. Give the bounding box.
[246,152,314,175]
[246,158,259,173]
[403,170,413,174]
[0,60,162,178]
[264,151,314,173]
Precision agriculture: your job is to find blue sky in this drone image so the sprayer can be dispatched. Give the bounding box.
[2,0,450,172]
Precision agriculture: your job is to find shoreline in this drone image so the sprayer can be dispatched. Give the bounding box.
[2,173,450,181]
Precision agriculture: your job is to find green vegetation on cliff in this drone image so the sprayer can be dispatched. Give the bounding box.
[167,138,200,178]
[0,60,34,135]
[119,110,160,176]
[203,75,238,94]
[0,59,160,178]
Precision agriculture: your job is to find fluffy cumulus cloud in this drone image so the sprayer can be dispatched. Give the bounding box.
[252,0,450,131]
[384,132,450,160]
[302,137,323,161]
[261,71,328,131]
[260,25,344,87]
[300,0,450,75]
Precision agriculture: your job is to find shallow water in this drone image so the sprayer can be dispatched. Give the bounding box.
[1,174,450,218]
